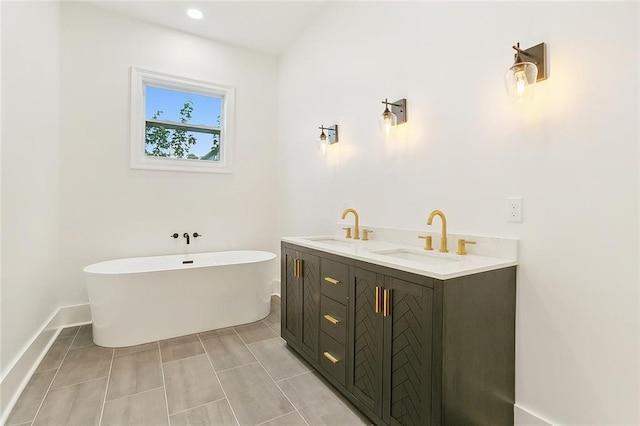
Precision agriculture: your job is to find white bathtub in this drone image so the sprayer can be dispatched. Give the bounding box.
[84,250,276,347]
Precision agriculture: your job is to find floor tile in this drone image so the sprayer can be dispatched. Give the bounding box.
[6,370,56,425]
[163,354,224,415]
[36,337,74,372]
[218,362,293,426]
[201,332,256,372]
[159,334,204,363]
[33,378,107,426]
[58,326,81,340]
[101,387,168,426]
[263,302,281,335]
[70,324,94,349]
[170,398,237,426]
[106,348,163,401]
[51,346,113,389]
[199,327,236,339]
[248,338,309,382]
[234,322,278,345]
[265,321,281,336]
[264,302,280,326]
[279,372,369,425]
[259,411,306,426]
[114,341,158,358]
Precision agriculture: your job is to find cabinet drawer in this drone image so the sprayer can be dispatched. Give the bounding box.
[320,295,347,345]
[321,258,349,303]
[319,332,346,386]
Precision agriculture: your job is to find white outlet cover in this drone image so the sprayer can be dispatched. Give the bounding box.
[506,197,523,223]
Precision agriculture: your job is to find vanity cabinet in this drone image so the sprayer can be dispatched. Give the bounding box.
[281,242,516,426]
[351,267,433,426]
[281,246,320,362]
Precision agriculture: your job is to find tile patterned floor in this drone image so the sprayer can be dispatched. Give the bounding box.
[6,297,371,426]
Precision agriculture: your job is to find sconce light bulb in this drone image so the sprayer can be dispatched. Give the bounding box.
[382,116,393,138]
[378,109,397,141]
[317,130,328,156]
[505,60,538,105]
[319,138,328,156]
[515,70,528,99]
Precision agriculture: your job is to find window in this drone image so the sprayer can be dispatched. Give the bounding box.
[130,68,235,173]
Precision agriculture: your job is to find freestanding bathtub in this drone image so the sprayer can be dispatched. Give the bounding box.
[84,250,276,347]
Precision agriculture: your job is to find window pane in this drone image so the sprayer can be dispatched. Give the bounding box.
[145,86,221,161]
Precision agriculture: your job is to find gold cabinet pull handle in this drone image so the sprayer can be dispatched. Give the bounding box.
[323,314,340,325]
[383,289,390,317]
[374,286,380,313]
[294,259,299,278]
[324,277,339,285]
[323,351,339,364]
[297,259,304,278]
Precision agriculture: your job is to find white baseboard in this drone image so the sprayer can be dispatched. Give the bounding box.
[271,279,281,297]
[515,404,553,425]
[0,303,91,424]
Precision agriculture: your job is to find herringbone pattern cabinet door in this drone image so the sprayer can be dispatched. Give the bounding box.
[283,249,300,343]
[385,277,433,426]
[301,253,320,361]
[352,267,383,415]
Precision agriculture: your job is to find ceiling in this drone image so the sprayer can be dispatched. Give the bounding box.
[86,1,327,55]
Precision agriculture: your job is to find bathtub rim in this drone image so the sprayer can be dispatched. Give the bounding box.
[83,250,276,275]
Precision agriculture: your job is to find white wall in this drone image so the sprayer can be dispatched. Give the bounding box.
[59,3,280,303]
[0,0,61,379]
[278,2,639,424]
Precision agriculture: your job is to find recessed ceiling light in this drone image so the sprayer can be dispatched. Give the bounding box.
[187,9,203,20]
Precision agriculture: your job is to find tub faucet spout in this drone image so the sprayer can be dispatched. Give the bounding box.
[183,233,190,244]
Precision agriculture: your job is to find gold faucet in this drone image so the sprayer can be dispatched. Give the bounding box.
[427,209,448,253]
[341,208,360,240]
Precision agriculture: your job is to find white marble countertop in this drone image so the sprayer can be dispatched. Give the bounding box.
[281,235,518,280]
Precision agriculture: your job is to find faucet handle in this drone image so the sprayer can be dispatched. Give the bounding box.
[418,235,433,250]
[342,227,352,239]
[170,233,179,239]
[456,239,476,255]
[193,232,202,238]
[362,229,373,241]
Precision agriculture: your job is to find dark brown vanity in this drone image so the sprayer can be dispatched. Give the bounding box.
[281,241,516,426]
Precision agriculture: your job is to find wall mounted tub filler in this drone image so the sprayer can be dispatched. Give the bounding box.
[183,232,190,244]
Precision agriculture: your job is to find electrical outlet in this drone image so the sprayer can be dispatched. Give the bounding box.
[506,197,523,222]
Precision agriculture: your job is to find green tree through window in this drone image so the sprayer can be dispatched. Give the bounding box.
[145,99,221,160]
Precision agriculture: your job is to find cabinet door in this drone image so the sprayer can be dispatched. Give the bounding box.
[351,267,384,416]
[281,247,301,346]
[383,276,433,426]
[300,252,320,361]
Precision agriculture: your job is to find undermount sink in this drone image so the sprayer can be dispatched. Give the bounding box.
[370,248,462,265]
[303,236,359,248]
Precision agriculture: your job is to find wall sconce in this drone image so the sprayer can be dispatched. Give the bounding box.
[504,42,547,104]
[378,98,407,140]
[317,124,338,155]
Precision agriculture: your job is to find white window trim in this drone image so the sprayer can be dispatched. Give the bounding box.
[130,67,235,173]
